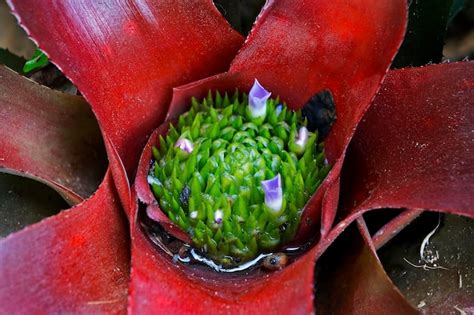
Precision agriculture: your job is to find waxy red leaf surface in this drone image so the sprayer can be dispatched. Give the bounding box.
[0,66,106,204]
[338,62,474,226]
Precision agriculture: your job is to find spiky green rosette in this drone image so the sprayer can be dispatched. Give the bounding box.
[149,81,330,266]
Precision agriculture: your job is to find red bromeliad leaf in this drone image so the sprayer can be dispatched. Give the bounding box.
[0,66,106,204]
[307,62,474,313]
[320,62,474,261]
[0,67,126,312]
[339,62,474,223]
[0,171,130,314]
[133,0,407,312]
[333,61,474,311]
[315,222,418,314]
[7,0,243,174]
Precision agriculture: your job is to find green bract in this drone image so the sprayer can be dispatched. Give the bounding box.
[149,90,330,266]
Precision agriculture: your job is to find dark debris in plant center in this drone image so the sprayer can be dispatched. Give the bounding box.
[302,89,336,140]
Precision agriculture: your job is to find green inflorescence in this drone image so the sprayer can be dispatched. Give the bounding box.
[149,90,330,266]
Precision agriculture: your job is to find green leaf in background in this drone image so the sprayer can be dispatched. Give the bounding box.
[23,48,49,73]
[392,0,462,68]
[0,48,26,74]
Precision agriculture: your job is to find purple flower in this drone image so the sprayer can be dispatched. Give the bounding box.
[214,209,223,224]
[289,126,309,155]
[275,104,283,116]
[295,126,309,149]
[175,138,194,153]
[248,79,271,119]
[261,174,283,215]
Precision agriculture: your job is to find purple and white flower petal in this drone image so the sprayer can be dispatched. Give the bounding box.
[214,209,223,224]
[261,174,283,215]
[175,138,194,153]
[295,126,309,149]
[275,104,283,116]
[289,126,309,155]
[248,79,271,118]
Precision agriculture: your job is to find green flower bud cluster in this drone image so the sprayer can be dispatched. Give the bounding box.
[149,90,330,266]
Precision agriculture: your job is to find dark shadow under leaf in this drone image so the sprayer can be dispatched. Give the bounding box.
[392,0,454,68]
[379,213,474,314]
[314,223,417,314]
[0,48,25,74]
[213,0,265,35]
[363,208,405,236]
[28,63,77,94]
[0,172,68,238]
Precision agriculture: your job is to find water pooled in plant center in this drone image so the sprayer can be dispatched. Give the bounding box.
[147,79,331,268]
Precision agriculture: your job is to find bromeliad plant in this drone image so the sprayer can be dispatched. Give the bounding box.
[0,0,472,314]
